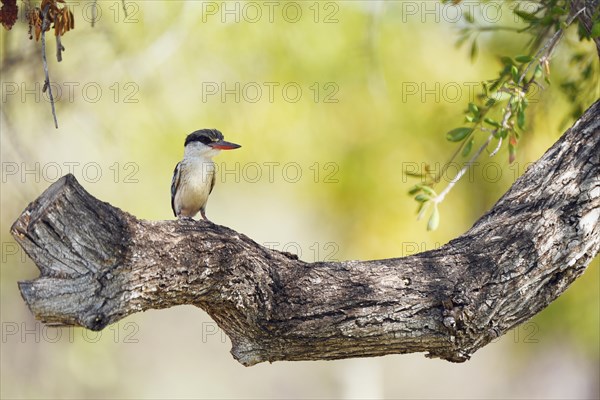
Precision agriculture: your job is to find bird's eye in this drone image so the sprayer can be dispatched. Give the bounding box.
[199,136,212,145]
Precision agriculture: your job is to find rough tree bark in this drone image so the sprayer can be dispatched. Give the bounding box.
[11,100,600,367]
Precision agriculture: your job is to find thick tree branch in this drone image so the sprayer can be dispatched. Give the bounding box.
[11,101,600,366]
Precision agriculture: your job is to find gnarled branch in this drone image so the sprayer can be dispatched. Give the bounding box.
[11,100,600,366]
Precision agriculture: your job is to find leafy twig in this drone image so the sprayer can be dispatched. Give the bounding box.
[410,5,588,230]
[521,7,586,85]
[434,133,495,206]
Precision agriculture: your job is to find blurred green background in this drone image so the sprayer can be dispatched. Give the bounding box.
[1,1,598,399]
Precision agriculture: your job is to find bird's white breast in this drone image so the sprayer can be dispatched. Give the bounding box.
[175,157,215,217]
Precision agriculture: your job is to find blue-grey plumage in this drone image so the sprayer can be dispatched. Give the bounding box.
[171,129,241,220]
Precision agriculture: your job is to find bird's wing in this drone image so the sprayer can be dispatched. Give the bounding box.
[170,162,181,217]
[209,168,216,195]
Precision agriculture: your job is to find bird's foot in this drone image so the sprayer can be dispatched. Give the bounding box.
[200,210,211,222]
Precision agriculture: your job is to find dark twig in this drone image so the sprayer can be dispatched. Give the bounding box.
[55,34,64,62]
[121,0,128,18]
[40,3,58,129]
[91,0,98,27]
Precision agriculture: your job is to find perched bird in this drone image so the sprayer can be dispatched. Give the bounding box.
[171,129,241,220]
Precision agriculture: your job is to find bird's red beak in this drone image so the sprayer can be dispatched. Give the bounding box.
[210,140,241,150]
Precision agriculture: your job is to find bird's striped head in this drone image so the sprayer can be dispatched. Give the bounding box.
[183,129,241,157]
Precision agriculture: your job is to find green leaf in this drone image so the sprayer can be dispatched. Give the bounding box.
[500,56,514,66]
[571,53,586,63]
[462,138,474,157]
[415,194,429,202]
[583,63,593,79]
[427,206,440,231]
[517,108,525,129]
[484,117,500,127]
[446,127,472,142]
[417,201,430,221]
[468,102,479,116]
[534,65,543,78]
[408,185,421,195]
[419,185,437,197]
[481,81,489,96]
[455,33,470,48]
[508,142,517,164]
[511,65,520,82]
[515,55,533,63]
[539,14,554,27]
[494,128,508,139]
[489,78,502,92]
[514,9,537,22]
[470,39,478,62]
[591,22,600,38]
[493,91,511,102]
[464,11,474,24]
